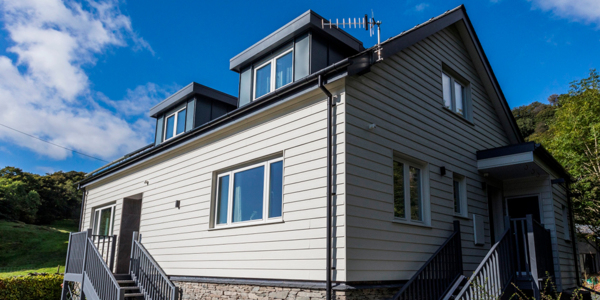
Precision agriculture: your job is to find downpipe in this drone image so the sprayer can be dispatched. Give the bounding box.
[318,75,334,300]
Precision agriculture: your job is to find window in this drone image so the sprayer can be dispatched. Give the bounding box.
[254,49,293,99]
[562,205,571,241]
[453,173,467,216]
[215,158,283,227]
[164,107,186,141]
[442,71,469,118]
[393,156,429,223]
[92,204,115,236]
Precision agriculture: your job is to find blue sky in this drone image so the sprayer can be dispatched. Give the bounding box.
[0,0,599,175]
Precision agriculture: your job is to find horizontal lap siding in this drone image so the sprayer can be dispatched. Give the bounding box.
[552,182,577,289]
[83,84,347,281]
[345,26,509,281]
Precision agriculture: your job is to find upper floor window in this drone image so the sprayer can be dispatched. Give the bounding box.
[254,49,293,99]
[215,158,283,227]
[442,71,470,119]
[164,107,186,141]
[393,154,429,224]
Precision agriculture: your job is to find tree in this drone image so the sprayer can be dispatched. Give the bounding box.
[0,166,86,224]
[542,69,600,250]
[511,101,556,141]
[0,177,41,223]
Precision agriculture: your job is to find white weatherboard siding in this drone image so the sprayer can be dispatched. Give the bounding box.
[344,25,510,281]
[82,82,347,281]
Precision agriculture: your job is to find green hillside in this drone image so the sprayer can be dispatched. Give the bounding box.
[0,220,77,277]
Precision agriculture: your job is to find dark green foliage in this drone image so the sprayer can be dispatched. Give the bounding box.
[0,274,63,300]
[0,166,85,225]
[511,100,556,142]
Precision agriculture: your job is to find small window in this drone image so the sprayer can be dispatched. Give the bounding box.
[562,205,571,241]
[453,173,467,216]
[442,71,469,119]
[163,107,187,141]
[92,204,115,236]
[393,155,429,223]
[253,49,294,100]
[214,158,284,227]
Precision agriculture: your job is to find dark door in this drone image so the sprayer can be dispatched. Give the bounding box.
[507,196,541,276]
[116,197,142,274]
[507,196,540,222]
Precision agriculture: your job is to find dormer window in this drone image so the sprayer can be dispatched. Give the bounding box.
[164,107,186,140]
[254,49,293,99]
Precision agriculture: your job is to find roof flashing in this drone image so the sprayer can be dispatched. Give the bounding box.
[149,82,237,118]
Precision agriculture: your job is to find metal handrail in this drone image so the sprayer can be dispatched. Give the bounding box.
[83,237,124,300]
[130,232,179,300]
[392,221,463,300]
[90,234,118,272]
[454,227,515,300]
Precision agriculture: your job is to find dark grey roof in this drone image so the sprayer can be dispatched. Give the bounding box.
[229,10,364,72]
[149,82,237,118]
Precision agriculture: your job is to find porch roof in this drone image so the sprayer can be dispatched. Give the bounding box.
[476,142,569,180]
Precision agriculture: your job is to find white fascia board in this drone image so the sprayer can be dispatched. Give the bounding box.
[477,151,534,170]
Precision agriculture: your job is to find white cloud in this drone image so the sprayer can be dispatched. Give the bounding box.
[529,0,600,26]
[415,3,430,12]
[0,0,164,161]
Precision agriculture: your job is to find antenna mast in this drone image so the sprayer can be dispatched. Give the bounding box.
[321,12,383,62]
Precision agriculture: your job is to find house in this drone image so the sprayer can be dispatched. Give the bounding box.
[61,5,583,300]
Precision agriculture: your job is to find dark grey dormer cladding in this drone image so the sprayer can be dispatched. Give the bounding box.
[150,82,237,146]
[231,10,364,107]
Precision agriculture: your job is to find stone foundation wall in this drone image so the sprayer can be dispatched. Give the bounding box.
[174,281,397,300]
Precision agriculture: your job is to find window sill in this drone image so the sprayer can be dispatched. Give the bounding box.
[392,219,432,229]
[453,213,470,220]
[441,106,474,126]
[209,218,284,231]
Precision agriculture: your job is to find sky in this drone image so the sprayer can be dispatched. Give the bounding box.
[0,0,599,175]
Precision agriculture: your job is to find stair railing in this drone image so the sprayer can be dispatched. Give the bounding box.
[91,234,118,272]
[392,221,463,300]
[454,225,515,300]
[82,236,125,300]
[129,232,179,300]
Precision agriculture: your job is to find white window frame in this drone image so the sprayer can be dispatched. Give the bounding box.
[253,48,294,100]
[392,153,431,226]
[214,158,284,228]
[163,107,187,141]
[453,173,467,217]
[442,71,470,120]
[92,204,116,236]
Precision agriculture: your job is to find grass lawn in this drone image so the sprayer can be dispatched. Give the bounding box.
[0,219,78,278]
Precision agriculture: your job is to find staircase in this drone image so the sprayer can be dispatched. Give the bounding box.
[391,221,464,300]
[61,230,178,300]
[115,274,144,299]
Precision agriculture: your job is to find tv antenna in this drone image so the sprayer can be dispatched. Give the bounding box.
[321,10,383,62]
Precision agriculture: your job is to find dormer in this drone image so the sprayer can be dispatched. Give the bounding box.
[150,82,237,146]
[230,10,364,107]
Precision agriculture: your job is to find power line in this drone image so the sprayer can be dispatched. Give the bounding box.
[0,123,109,163]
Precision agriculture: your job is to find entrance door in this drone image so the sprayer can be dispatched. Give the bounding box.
[116,196,142,274]
[506,195,541,276]
[507,196,541,222]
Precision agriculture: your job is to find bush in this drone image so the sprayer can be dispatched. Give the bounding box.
[0,273,63,300]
